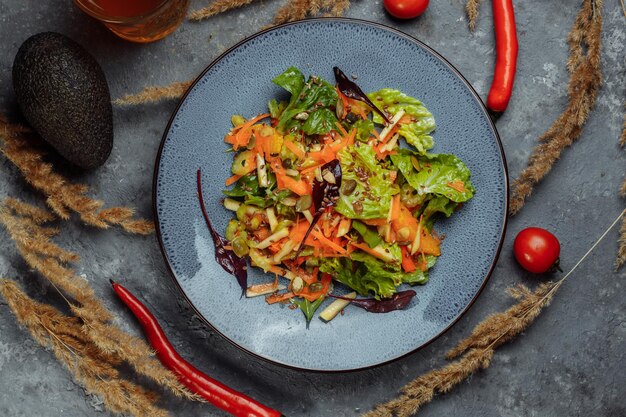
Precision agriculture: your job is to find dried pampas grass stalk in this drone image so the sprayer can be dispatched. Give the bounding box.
[189,0,258,21]
[189,0,351,27]
[465,0,483,31]
[0,117,153,234]
[509,0,603,215]
[0,199,199,402]
[617,115,626,270]
[273,0,313,25]
[113,80,193,105]
[323,0,350,17]
[363,208,625,417]
[0,279,169,417]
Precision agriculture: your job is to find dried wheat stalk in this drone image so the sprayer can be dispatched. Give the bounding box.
[509,0,603,215]
[0,279,169,417]
[465,0,483,31]
[113,80,193,105]
[189,0,258,21]
[362,283,558,417]
[617,115,626,270]
[0,199,198,402]
[190,0,351,25]
[363,208,625,417]
[0,116,153,234]
[322,0,350,17]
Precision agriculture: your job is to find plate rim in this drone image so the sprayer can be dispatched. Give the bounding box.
[152,17,509,373]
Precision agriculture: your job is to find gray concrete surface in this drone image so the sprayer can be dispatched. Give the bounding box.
[0,0,625,416]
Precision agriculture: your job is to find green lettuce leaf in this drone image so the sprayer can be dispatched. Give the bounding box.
[335,143,398,219]
[367,89,436,154]
[320,250,431,300]
[351,221,383,248]
[273,68,338,135]
[392,151,474,203]
[272,66,305,99]
[351,119,375,142]
[268,99,287,119]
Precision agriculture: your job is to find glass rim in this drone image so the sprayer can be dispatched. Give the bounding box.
[73,0,171,24]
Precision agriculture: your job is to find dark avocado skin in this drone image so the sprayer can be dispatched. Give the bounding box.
[12,32,113,169]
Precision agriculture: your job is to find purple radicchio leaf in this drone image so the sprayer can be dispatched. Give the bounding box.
[294,159,342,258]
[329,290,417,313]
[333,66,391,124]
[197,169,247,295]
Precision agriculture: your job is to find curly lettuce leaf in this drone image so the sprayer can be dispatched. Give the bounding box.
[320,250,431,300]
[272,68,338,135]
[367,89,436,154]
[351,119,375,142]
[391,151,474,203]
[335,143,398,219]
[272,66,305,99]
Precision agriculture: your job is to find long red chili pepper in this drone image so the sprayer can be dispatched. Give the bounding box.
[486,0,518,113]
[111,281,284,417]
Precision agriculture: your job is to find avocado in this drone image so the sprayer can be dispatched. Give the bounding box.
[12,32,113,169]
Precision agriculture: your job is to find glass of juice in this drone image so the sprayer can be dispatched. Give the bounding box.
[73,0,189,43]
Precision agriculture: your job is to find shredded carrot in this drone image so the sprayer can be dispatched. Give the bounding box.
[284,140,305,159]
[266,291,296,304]
[353,102,368,120]
[309,230,348,254]
[335,89,350,121]
[225,174,242,186]
[334,121,349,137]
[390,195,401,222]
[401,246,416,273]
[227,113,270,149]
[362,218,388,226]
[399,114,414,125]
[447,180,466,193]
[300,164,323,174]
[350,242,389,262]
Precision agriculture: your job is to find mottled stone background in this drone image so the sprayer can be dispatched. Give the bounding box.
[0,0,624,416]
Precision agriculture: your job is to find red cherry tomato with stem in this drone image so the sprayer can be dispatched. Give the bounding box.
[384,0,429,19]
[513,227,561,274]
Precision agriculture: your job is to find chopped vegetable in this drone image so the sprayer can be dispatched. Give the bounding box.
[208,67,474,324]
[319,292,356,322]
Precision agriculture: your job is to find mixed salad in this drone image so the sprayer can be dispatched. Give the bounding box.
[207,66,474,324]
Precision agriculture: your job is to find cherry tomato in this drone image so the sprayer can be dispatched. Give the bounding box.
[513,227,561,274]
[384,0,429,19]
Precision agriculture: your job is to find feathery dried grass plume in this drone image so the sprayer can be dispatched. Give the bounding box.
[273,0,315,25]
[361,283,557,417]
[363,208,625,417]
[322,0,350,17]
[0,199,199,403]
[0,279,169,417]
[0,117,153,234]
[189,0,351,28]
[189,0,258,21]
[509,0,603,215]
[465,0,483,31]
[114,80,193,105]
[617,114,626,270]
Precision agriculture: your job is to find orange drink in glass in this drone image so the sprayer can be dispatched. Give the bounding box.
[73,0,189,43]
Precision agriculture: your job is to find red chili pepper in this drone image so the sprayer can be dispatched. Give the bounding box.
[110,281,284,417]
[486,0,518,113]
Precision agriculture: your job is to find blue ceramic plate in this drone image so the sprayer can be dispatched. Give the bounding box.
[154,18,507,372]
